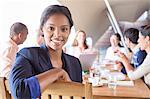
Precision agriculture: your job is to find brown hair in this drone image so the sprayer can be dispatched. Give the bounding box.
[72,30,88,49]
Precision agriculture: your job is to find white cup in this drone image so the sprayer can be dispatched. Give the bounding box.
[92,76,100,86]
[88,76,100,86]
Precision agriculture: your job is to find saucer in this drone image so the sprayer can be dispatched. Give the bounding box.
[92,82,103,87]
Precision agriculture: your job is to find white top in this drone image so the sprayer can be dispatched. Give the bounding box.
[128,53,150,87]
[0,38,19,78]
[105,46,126,61]
[72,47,94,58]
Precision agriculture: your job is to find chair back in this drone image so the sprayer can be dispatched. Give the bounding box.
[0,77,11,99]
[42,81,93,99]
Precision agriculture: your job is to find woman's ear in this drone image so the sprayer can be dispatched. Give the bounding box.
[39,29,44,37]
[145,36,150,43]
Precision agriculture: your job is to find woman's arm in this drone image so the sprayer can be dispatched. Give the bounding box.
[117,52,150,80]
[10,53,71,98]
[117,51,134,71]
[37,68,71,92]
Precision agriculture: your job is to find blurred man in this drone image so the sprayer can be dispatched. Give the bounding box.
[0,22,28,78]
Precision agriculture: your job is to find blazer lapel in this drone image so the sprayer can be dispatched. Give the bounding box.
[38,45,53,71]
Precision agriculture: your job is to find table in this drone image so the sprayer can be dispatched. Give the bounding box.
[93,79,150,99]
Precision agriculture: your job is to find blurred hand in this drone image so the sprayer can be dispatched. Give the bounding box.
[116,51,129,64]
[115,61,123,71]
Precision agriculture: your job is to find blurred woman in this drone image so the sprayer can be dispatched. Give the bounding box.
[36,29,44,46]
[105,33,126,61]
[72,30,89,57]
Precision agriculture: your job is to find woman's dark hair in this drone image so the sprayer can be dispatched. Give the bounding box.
[140,25,150,37]
[124,28,139,44]
[114,33,121,41]
[40,5,73,31]
[113,33,122,47]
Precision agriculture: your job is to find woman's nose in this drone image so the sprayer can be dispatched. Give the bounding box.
[54,29,61,37]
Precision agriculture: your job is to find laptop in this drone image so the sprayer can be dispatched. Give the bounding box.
[79,53,97,70]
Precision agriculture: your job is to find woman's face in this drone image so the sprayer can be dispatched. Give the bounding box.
[42,14,70,51]
[138,32,148,50]
[76,32,86,44]
[110,35,119,47]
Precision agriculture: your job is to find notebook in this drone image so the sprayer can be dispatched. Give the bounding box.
[79,53,97,70]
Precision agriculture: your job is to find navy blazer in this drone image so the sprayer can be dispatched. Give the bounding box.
[10,45,82,99]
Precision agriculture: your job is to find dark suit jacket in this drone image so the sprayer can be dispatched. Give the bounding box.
[10,44,82,99]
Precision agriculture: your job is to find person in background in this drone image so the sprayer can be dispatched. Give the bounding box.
[119,28,147,74]
[105,33,126,61]
[10,5,82,99]
[36,29,44,46]
[0,22,28,78]
[117,25,150,87]
[72,30,89,57]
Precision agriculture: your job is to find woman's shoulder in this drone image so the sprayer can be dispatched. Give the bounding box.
[144,53,150,63]
[18,47,41,59]
[139,53,150,67]
[106,46,113,52]
[19,47,40,53]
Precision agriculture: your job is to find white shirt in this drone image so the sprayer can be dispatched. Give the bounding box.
[128,53,150,87]
[105,46,126,61]
[71,47,88,58]
[0,38,19,78]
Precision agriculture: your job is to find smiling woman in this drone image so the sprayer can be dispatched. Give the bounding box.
[42,14,71,51]
[9,5,82,99]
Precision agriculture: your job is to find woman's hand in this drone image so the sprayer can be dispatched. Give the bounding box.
[115,61,123,72]
[116,51,134,72]
[37,68,71,92]
[58,69,71,82]
[116,51,129,64]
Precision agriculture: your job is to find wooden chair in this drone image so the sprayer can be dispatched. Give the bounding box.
[0,77,12,99]
[42,81,93,99]
[0,77,92,99]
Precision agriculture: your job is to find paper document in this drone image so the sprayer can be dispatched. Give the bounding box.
[117,80,134,86]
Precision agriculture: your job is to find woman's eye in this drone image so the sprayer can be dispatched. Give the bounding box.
[48,27,54,31]
[61,28,68,32]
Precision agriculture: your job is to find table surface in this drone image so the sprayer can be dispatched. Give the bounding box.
[92,79,150,99]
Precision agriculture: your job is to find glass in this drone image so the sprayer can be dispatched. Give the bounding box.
[113,64,118,71]
[108,75,117,90]
[92,76,100,86]
[89,65,101,86]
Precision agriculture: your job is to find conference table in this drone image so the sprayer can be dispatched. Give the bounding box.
[88,61,150,99]
[92,79,150,99]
